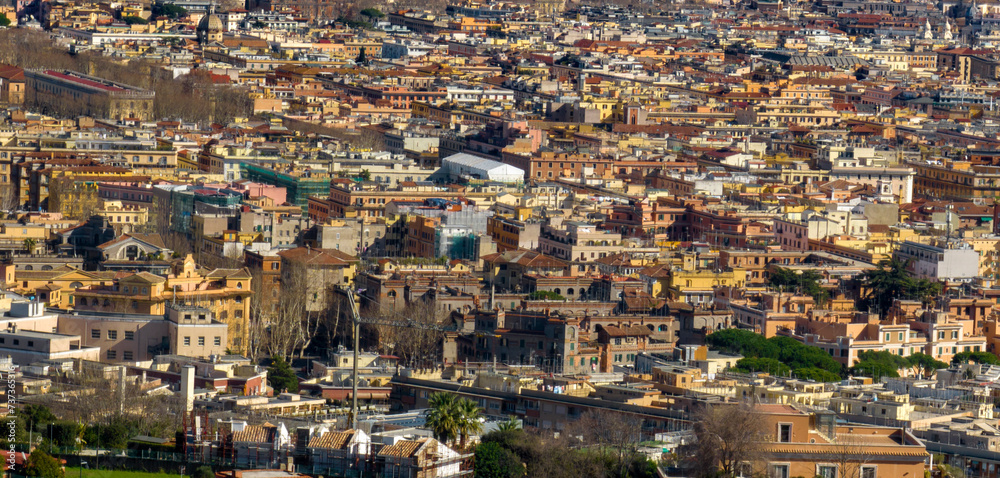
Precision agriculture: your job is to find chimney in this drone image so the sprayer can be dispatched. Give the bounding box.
[181,365,196,412]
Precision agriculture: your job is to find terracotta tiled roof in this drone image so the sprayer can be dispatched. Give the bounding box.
[232,424,275,443]
[602,325,653,337]
[97,233,166,250]
[480,249,566,269]
[308,430,356,449]
[278,247,359,266]
[377,438,429,458]
[121,271,167,284]
[203,267,253,280]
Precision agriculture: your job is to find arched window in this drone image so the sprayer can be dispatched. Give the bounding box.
[567,288,575,295]
[236,282,243,289]
[78,298,87,306]
[23,266,32,271]
[554,288,561,295]
[70,282,83,289]
[41,265,52,271]
[658,325,668,332]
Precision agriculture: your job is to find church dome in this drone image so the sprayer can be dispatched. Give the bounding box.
[197,13,224,33]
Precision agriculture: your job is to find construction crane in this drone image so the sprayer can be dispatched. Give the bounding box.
[340,287,460,429]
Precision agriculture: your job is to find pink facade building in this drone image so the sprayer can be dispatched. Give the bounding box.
[230,180,287,204]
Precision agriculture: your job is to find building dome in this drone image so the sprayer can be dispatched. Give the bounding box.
[197,13,223,33]
[197,12,224,43]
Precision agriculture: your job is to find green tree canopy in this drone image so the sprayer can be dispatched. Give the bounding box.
[850,351,913,380]
[706,329,843,380]
[47,421,80,449]
[952,351,1000,365]
[859,258,942,316]
[25,450,63,478]
[151,3,186,19]
[475,441,525,478]
[0,15,11,27]
[733,357,789,376]
[267,356,299,393]
[908,352,948,377]
[528,290,565,301]
[793,367,842,382]
[122,15,148,24]
[192,466,215,478]
[768,267,828,305]
[21,404,56,431]
[360,8,384,18]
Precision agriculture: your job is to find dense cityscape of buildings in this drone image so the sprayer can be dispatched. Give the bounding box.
[7,0,1000,476]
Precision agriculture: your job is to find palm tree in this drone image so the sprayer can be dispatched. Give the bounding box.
[425,392,460,445]
[496,417,521,432]
[22,238,36,254]
[455,397,482,449]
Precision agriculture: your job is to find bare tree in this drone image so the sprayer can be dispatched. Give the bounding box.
[316,286,348,359]
[196,247,245,270]
[363,299,445,368]
[162,232,192,258]
[247,266,277,362]
[266,261,309,362]
[0,184,20,214]
[44,366,184,440]
[690,402,770,478]
[571,409,645,477]
[826,433,876,478]
[46,176,102,221]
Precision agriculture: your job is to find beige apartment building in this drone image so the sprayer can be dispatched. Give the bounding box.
[57,305,227,362]
[795,308,986,366]
[71,256,251,353]
[98,200,149,234]
[538,218,623,275]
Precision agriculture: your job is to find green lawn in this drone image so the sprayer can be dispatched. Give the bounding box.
[65,468,182,478]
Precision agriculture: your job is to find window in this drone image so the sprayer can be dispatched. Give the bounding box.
[107,350,117,360]
[214,337,221,346]
[952,331,959,339]
[125,331,134,340]
[817,465,837,478]
[898,332,904,341]
[779,424,792,443]
[108,330,117,340]
[860,466,876,478]
[771,464,790,478]
[183,336,190,346]
[884,333,890,341]
[91,329,100,339]
[123,351,133,360]
[198,337,205,346]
